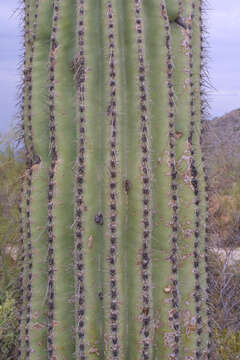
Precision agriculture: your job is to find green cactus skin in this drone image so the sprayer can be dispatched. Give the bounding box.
[18,0,210,359]
[165,0,180,21]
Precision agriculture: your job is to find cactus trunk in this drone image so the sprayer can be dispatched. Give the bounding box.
[18,0,210,359]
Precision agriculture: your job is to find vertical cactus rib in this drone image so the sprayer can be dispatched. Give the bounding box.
[17,177,27,360]
[162,4,180,359]
[29,0,54,358]
[142,1,179,358]
[120,0,150,357]
[198,1,212,358]
[47,1,60,357]
[186,3,204,358]
[108,2,132,358]
[75,0,106,357]
[25,167,33,359]
[132,1,153,359]
[50,0,77,356]
[77,0,106,357]
[22,1,40,358]
[23,0,32,162]
[187,0,211,356]
[23,1,31,160]
[103,0,129,357]
[17,3,32,357]
[74,0,86,358]
[169,1,198,357]
[104,2,122,359]
[24,20,35,355]
[18,2,32,355]
[25,0,39,164]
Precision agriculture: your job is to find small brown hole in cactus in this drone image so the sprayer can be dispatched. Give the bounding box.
[95,213,104,225]
[98,291,103,301]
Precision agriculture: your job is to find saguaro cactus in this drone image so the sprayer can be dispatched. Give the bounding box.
[18,0,211,359]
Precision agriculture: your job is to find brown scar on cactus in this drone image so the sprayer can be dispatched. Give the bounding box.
[88,235,94,249]
[175,15,187,29]
[165,0,187,28]
[95,212,104,225]
[124,179,131,193]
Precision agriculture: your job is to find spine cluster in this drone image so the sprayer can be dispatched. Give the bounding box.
[47,1,60,357]
[106,2,120,358]
[74,0,86,358]
[133,1,152,358]
[161,3,180,358]
[187,3,203,358]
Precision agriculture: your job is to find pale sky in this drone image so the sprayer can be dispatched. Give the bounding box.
[0,0,239,132]
[208,0,240,118]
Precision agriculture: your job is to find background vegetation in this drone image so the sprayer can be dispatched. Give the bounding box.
[203,110,240,359]
[0,130,24,359]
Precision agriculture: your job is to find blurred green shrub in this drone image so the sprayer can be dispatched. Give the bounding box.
[213,328,240,360]
[0,130,24,359]
[0,292,18,359]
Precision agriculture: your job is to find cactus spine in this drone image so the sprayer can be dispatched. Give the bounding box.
[19,0,210,359]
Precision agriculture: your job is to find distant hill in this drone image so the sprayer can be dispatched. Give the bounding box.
[202,108,240,167]
[202,109,240,248]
